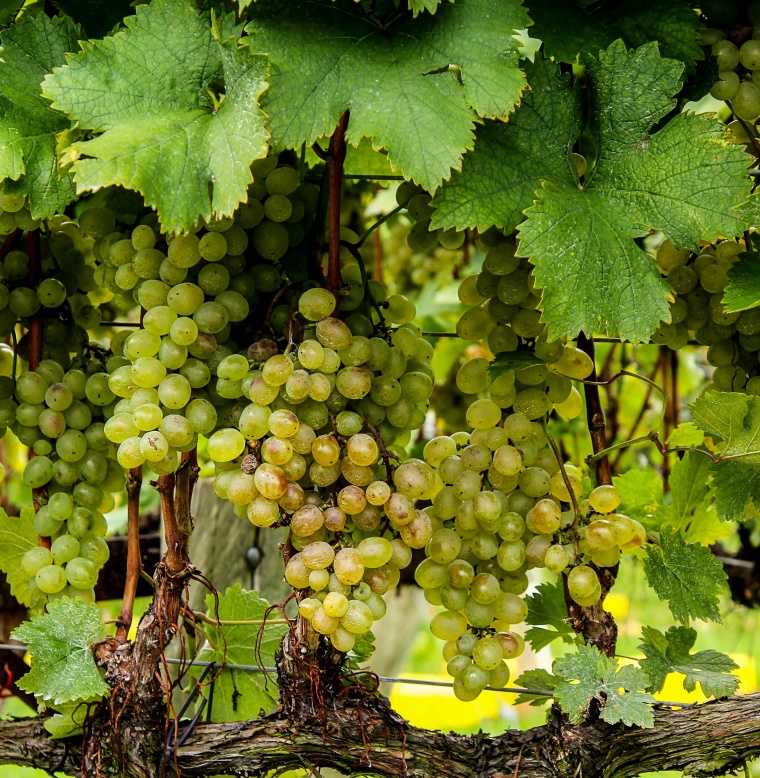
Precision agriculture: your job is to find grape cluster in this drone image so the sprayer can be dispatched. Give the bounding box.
[416,403,646,701]
[212,284,438,651]
[457,235,546,349]
[94,154,320,473]
[6,360,121,605]
[382,221,463,297]
[0,216,99,362]
[0,193,39,239]
[654,237,760,393]
[704,2,760,125]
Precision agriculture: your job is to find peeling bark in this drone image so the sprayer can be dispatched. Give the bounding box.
[4,692,760,778]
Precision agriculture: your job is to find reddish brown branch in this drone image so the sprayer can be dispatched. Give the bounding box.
[577,333,611,486]
[7,691,760,778]
[116,466,142,642]
[327,111,350,292]
[566,333,617,656]
[159,473,185,576]
[0,229,21,262]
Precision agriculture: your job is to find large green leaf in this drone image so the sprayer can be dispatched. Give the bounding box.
[194,585,288,722]
[524,579,576,651]
[43,0,269,233]
[614,468,663,532]
[638,625,738,700]
[690,391,760,521]
[244,0,529,192]
[0,505,39,607]
[0,13,80,218]
[554,645,655,728]
[13,598,109,707]
[642,528,726,624]
[724,246,760,313]
[513,668,558,706]
[432,43,752,342]
[525,0,703,72]
[669,452,712,529]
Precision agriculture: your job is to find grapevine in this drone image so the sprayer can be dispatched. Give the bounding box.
[0,2,760,778]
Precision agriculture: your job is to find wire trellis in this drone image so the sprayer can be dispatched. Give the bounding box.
[0,643,695,709]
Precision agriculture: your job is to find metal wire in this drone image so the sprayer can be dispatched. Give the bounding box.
[0,644,695,707]
[420,333,703,346]
[101,324,705,349]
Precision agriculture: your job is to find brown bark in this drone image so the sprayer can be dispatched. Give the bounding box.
[568,334,618,657]
[327,111,349,292]
[4,691,760,778]
[85,471,195,777]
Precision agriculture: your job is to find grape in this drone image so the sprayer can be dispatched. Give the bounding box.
[36,564,68,594]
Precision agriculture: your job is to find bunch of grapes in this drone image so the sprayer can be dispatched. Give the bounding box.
[8,359,122,605]
[93,154,320,474]
[416,399,646,701]
[0,216,99,363]
[212,283,438,652]
[382,220,464,297]
[653,237,760,393]
[703,2,760,126]
[0,192,40,238]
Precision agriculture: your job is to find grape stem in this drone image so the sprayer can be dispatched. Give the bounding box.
[542,421,580,551]
[340,240,388,329]
[349,204,404,250]
[326,111,350,293]
[611,353,664,470]
[192,612,290,627]
[116,465,143,642]
[362,417,399,483]
[577,334,612,486]
[588,429,760,467]
[728,108,760,158]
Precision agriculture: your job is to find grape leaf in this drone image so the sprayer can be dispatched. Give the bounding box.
[13,598,109,707]
[51,0,134,37]
[44,701,89,739]
[524,580,577,651]
[193,585,288,722]
[554,645,655,728]
[431,57,580,235]
[526,0,704,73]
[0,505,39,607]
[0,1,23,27]
[614,468,663,532]
[244,0,529,192]
[670,452,713,529]
[432,43,752,342]
[409,0,451,15]
[642,527,726,624]
[488,350,544,383]
[0,13,80,219]
[513,668,558,706]
[690,391,760,521]
[724,247,760,313]
[638,625,738,700]
[43,0,269,234]
[681,503,735,546]
[667,422,705,448]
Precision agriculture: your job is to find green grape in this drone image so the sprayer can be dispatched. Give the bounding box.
[36,564,68,594]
